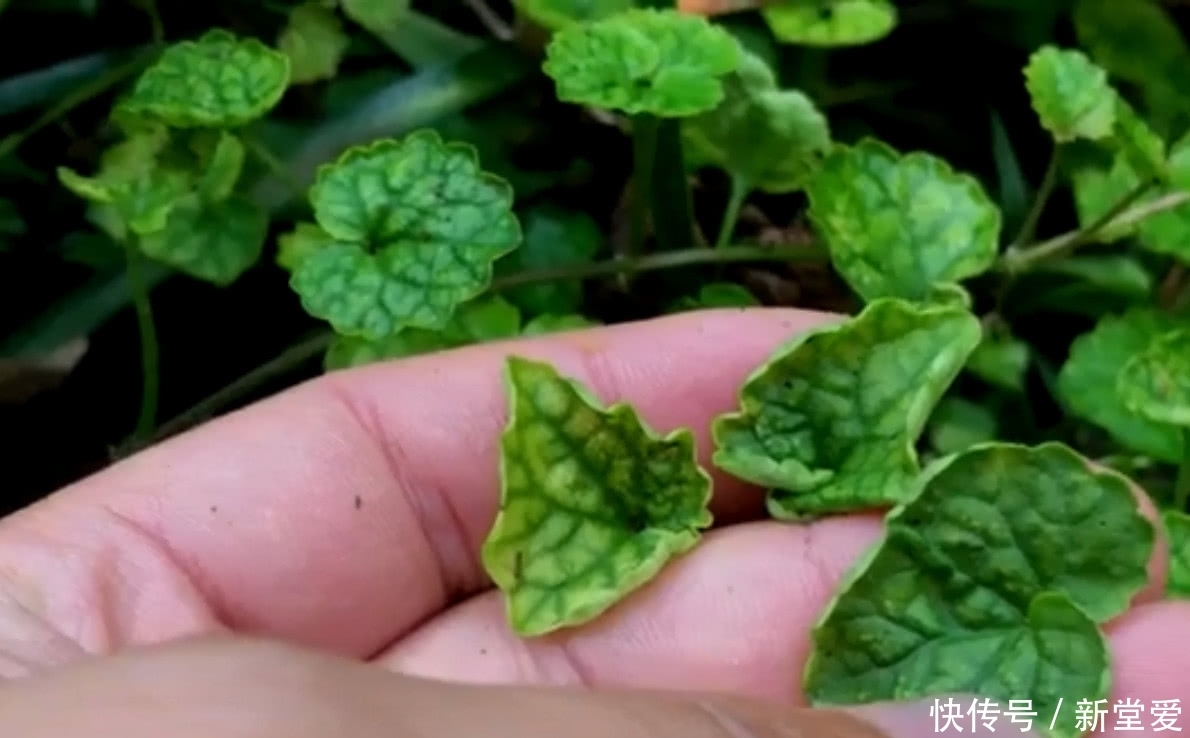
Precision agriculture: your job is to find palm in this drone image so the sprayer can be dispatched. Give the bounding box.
[0,310,1183,732]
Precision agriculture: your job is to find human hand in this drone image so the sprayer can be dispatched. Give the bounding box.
[0,309,1183,736]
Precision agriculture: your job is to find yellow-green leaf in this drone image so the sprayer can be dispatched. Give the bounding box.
[805,137,1002,302]
[483,356,713,636]
[1024,46,1117,143]
[279,1,351,84]
[762,0,897,48]
[712,298,982,519]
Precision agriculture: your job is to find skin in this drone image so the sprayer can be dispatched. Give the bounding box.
[0,307,1185,737]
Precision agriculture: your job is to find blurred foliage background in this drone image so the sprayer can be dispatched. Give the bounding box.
[1,0,1187,516]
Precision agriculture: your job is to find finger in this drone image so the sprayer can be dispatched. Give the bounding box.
[0,634,949,738]
[379,469,1167,700]
[1084,599,1190,737]
[380,516,884,700]
[0,308,836,664]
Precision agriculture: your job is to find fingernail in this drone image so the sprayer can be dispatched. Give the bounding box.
[842,695,1045,738]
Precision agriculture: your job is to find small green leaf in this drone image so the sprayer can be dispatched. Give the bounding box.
[196,131,247,202]
[512,0,631,30]
[483,355,713,636]
[966,332,1029,392]
[139,196,268,285]
[1023,46,1117,142]
[279,1,350,84]
[118,29,291,128]
[712,298,982,520]
[804,443,1153,738]
[1163,510,1190,598]
[1069,149,1141,244]
[669,282,758,312]
[339,0,411,31]
[521,313,600,335]
[541,8,741,117]
[1110,93,1168,181]
[324,295,522,370]
[1057,309,1183,462]
[806,137,1002,303]
[1118,329,1190,427]
[276,222,341,273]
[56,128,193,238]
[762,0,897,48]
[290,130,522,340]
[496,205,601,317]
[1073,0,1190,134]
[927,396,998,455]
[682,48,831,194]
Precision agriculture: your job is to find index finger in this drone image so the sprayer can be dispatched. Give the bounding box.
[0,308,836,663]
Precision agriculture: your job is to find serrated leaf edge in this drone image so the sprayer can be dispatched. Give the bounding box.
[709,297,983,518]
[484,354,714,636]
[296,128,524,338]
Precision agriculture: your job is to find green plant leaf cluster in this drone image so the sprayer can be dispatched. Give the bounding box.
[804,443,1153,738]
[55,30,291,286]
[21,1,1190,724]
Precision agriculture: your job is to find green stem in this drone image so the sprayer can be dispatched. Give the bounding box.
[120,330,334,456]
[491,243,826,290]
[140,243,826,448]
[999,182,1178,274]
[1010,146,1060,249]
[648,118,696,253]
[243,135,304,199]
[630,114,660,255]
[124,239,160,441]
[715,176,750,250]
[1176,429,1190,512]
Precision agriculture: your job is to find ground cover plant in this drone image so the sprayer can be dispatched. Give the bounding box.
[3,0,1190,735]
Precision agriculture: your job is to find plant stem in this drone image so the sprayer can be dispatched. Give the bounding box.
[121,330,334,455]
[491,243,826,290]
[1177,428,1190,512]
[999,183,1182,273]
[124,239,160,441]
[648,118,696,253]
[715,176,750,250]
[243,135,304,199]
[140,243,826,448]
[630,114,660,255]
[461,0,512,39]
[1010,146,1059,249]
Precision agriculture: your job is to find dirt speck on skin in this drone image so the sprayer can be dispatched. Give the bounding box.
[210,505,217,513]
[354,495,362,510]
[480,648,488,656]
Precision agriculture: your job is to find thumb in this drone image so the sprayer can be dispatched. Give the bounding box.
[0,634,1027,738]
